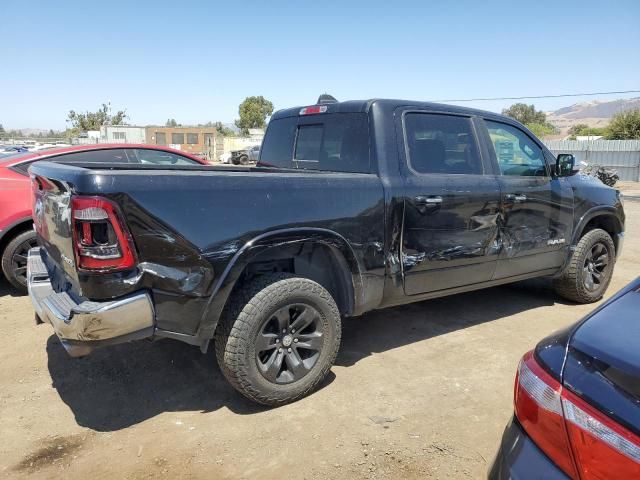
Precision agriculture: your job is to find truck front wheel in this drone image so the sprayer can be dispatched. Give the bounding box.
[215,273,341,406]
[553,228,616,303]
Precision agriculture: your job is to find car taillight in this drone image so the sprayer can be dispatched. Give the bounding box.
[515,351,640,479]
[515,352,579,478]
[71,196,137,272]
[563,389,640,479]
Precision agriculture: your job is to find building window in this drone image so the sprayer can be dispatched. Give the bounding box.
[113,132,126,141]
[155,132,166,145]
[171,133,185,144]
[187,133,199,144]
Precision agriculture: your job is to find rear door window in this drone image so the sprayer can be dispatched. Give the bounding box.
[259,113,370,173]
[404,113,483,175]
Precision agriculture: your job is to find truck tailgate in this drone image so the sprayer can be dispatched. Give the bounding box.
[31,168,79,286]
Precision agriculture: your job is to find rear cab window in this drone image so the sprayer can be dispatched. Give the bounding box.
[258,113,370,173]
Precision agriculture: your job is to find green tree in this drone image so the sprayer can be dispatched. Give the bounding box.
[605,109,640,140]
[214,121,235,136]
[66,103,127,132]
[235,96,274,135]
[166,118,178,127]
[198,121,235,136]
[0,123,5,139]
[568,124,606,140]
[502,103,547,125]
[568,124,590,137]
[526,123,556,138]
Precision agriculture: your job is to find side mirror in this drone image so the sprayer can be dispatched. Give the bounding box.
[555,154,576,177]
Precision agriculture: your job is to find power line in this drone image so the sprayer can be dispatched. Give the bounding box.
[433,89,640,103]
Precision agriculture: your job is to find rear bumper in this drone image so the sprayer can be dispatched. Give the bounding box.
[27,247,155,357]
[488,417,568,479]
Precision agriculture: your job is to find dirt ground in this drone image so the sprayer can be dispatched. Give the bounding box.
[1,201,638,480]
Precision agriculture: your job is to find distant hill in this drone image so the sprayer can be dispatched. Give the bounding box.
[547,97,640,135]
[10,128,51,136]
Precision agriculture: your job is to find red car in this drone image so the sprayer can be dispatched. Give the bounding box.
[0,144,209,292]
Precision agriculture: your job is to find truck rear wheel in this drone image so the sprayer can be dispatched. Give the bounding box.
[553,228,615,303]
[215,273,341,406]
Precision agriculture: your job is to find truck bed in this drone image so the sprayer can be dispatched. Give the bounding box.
[29,160,386,336]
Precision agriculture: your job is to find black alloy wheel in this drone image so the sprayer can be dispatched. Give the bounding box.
[553,228,616,303]
[583,242,610,292]
[214,273,341,406]
[255,304,324,384]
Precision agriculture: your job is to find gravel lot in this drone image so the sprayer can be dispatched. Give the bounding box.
[1,200,637,480]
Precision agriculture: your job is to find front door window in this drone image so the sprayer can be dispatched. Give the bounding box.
[485,121,547,177]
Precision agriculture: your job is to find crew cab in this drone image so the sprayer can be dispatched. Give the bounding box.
[26,99,625,405]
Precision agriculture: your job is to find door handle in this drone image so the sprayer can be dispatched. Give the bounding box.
[415,195,443,205]
[504,193,527,203]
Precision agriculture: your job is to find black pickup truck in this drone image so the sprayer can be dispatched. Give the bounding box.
[27,99,625,405]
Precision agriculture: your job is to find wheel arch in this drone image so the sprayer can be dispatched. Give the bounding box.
[198,228,364,342]
[0,217,33,258]
[572,207,624,254]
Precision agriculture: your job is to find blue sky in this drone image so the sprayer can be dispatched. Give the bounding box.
[1,0,639,130]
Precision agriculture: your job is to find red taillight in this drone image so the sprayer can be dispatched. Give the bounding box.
[71,196,136,272]
[563,389,640,479]
[299,105,327,115]
[515,352,640,479]
[515,352,579,478]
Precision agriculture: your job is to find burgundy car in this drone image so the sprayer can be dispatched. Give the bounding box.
[0,144,208,292]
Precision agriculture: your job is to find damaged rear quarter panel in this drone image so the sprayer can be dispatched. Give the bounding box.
[78,169,386,335]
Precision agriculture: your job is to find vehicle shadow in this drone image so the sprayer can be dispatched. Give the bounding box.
[46,335,294,431]
[46,278,564,432]
[0,278,22,298]
[336,278,566,367]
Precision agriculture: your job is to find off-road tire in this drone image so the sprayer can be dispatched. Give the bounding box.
[2,229,37,294]
[553,228,615,303]
[215,273,341,406]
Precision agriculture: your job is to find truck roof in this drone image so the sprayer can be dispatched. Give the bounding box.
[271,99,504,121]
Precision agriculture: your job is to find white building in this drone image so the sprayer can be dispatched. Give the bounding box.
[247,128,265,140]
[100,125,147,144]
[76,130,100,144]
